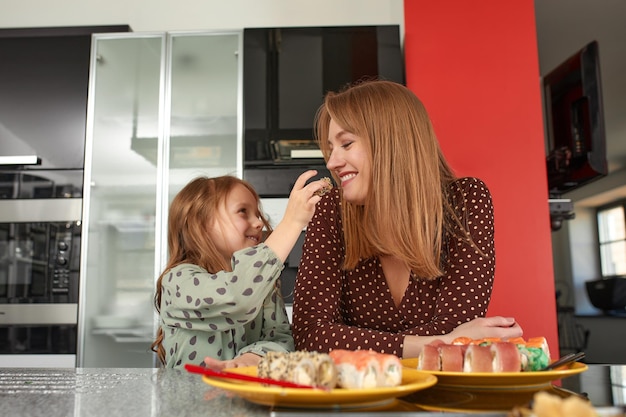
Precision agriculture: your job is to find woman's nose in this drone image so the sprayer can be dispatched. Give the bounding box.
[326,149,342,171]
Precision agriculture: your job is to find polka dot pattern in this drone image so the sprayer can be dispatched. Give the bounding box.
[159,244,294,369]
[292,177,495,357]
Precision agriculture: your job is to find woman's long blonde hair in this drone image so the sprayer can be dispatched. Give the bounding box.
[150,176,272,365]
[315,80,473,279]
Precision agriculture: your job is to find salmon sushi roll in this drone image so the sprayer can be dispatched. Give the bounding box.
[491,342,522,372]
[363,350,402,387]
[329,349,379,389]
[463,344,494,372]
[451,337,473,346]
[418,343,441,371]
[439,344,464,372]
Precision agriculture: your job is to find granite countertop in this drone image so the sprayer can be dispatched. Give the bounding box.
[1,366,623,417]
[0,367,269,417]
[0,367,507,417]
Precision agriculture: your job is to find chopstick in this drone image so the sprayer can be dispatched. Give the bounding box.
[184,363,328,390]
[541,351,586,371]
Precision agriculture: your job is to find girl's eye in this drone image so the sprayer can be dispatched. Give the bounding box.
[341,141,353,149]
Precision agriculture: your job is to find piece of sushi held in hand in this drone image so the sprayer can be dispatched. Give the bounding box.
[257,351,338,389]
[313,177,333,196]
[329,349,403,389]
[417,336,552,373]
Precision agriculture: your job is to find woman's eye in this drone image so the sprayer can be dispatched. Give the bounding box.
[341,141,353,149]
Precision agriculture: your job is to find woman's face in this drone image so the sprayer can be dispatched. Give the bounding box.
[325,118,371,204]
[208,183,264,264]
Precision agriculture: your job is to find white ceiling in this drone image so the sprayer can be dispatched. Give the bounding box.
[535,0,626,176]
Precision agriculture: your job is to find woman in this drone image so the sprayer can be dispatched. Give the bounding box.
[292,80,523,358]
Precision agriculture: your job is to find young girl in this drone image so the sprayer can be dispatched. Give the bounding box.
[151,170,329,369]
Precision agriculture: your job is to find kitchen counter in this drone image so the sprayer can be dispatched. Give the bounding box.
[0,365,624,417]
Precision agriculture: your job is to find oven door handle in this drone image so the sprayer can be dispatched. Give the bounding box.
[0,199,82,222]
[0,155,41,166]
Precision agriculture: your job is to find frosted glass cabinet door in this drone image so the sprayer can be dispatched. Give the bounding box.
[166,32,242,199]
[81,34,164,367]
[81,31,242,368]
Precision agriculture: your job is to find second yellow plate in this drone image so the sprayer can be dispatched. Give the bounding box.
[401,358,587,389]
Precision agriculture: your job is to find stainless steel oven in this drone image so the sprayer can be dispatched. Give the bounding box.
[0,169,83,367]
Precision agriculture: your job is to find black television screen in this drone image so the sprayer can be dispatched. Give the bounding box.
[544,40,607,196]
[243,25,405,166]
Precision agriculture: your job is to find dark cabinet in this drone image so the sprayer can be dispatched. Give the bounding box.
[242,25,404,197]
[0,26,130,174]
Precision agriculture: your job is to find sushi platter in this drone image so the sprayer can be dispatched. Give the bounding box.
[401,358,588,389]
[200,366,437,408]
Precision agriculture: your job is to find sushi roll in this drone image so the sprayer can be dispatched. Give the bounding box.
[368,350,401,387]
[329,349,379,389]
[329,349,402,388]
[470,337,502,346]
[451,336,473,346]
[527,337,551,360]
[368,351,402,387]
[463,344,494,372]
[491,342,522,372]
[518,337,551,371]
[310,351,340,388]
[417,343,441,371]
[439,344,464,372]
[257,351,338,389]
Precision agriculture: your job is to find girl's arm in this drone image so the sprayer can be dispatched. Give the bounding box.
[161,245,283,331]
[238,285,294,356]
[203,286,294,370]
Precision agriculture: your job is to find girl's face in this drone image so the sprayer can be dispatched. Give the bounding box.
[208,183,264,264]
[325,118,371,204]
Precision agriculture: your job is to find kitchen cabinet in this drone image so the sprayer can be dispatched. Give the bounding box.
[80,31,242,367]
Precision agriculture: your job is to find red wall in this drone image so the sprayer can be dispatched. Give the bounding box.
[404,0,559,353]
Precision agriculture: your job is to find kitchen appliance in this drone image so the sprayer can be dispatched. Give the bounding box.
[585,276,626,314]
[0,173,83,367]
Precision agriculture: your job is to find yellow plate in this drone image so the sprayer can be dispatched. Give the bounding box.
[201,366,438,409]
[403,384,584,412]
[401,358,588,389]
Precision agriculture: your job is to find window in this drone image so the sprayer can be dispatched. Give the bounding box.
[597,202,626,277]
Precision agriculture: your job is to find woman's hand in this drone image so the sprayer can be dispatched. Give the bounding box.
[449,316,523,340]
[202,352,262,370]
[402,316,524,358]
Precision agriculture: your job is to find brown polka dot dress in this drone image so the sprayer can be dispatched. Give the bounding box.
[292,177,495,357]
[160,244,294,368]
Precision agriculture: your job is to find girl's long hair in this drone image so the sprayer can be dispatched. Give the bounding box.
[150,176,272,365]
[315,80,475,279]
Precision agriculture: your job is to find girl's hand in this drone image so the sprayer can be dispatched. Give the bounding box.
[281,170,330,229]
[265,170,331,261]
[202,352,262,370]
